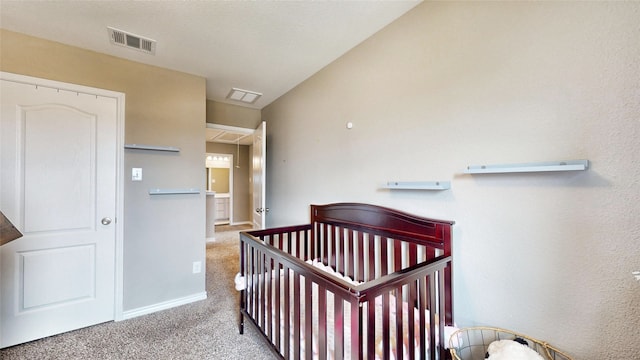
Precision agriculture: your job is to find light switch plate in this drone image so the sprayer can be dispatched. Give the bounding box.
[132,168,142,181]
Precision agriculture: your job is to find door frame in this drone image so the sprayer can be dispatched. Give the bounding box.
[0,72,126,321]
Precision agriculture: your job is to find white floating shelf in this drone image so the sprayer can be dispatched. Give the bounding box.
[149,188,200,195]
[383,181,451,190]
[125,144,180,152]
[465,160,589,174]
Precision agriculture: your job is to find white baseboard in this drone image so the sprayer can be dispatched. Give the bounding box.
[120,291,207,320]
[230,221,252,226]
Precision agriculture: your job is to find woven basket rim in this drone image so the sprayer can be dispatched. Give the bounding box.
[448,326,573,360]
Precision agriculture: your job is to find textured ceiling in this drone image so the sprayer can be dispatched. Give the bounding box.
[0,0,420,110]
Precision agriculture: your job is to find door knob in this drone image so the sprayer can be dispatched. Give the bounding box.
[101,217,112,225]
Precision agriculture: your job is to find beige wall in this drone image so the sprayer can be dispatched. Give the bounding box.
[206,100,261,129]
[262,2,640,359]
[1,29,207,312]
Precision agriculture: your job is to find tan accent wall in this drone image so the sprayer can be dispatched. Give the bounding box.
[1,29,207,312]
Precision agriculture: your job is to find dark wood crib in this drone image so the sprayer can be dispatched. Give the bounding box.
[239,203,454,360]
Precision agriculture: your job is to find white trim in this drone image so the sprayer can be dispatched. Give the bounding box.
[114,89,126,322]
[0,71,126,323]
[231,221,253,226]
[206,122,255,134]
[120,292,207,320]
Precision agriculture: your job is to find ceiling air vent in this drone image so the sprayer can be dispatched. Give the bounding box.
[108,27,156,55]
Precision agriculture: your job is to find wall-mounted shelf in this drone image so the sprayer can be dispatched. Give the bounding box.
[149,188,200,195]
[464,160,589,174]
[382,181,451,190]
[125,144,180,152]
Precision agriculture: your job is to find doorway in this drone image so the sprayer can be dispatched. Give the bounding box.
[205,153,233,225]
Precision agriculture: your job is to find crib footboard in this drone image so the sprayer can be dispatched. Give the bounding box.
[240,227,366,359]
[238,203,454,360]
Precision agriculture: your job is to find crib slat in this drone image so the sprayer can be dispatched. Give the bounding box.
[381,236,388,276]
[305,277,313,360]
[304,228,310,261]
[334,296,344,360]
[408,279,417,360]
[266,255,273,341]
[395,286,404,360]
[419,276,427,359]
[250,247,256,320]
[283,265,289,358]
[337,226,345,275]
[261,253,267,332]
[346,229,355,280]
[293,272,301,360]
[367,298,375,360]
[382,293,390,359]
[353,300,362,360]
[274,258,281,353]
[368,234,375,281]
[438,268,447,359]
[394,239,403,273]
[357,232,365,282]
[328,225,336,270]
[322,223,329,265]
[429,273,437,360]
[318,286,327,360]
[409,242,418,267]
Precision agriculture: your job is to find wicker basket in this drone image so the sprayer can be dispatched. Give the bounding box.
[449,326,573,360]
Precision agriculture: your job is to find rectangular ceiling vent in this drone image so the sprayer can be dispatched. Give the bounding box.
[108,27,156,55]
[226,88,262,104]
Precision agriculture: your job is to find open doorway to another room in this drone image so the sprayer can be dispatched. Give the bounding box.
[206,153,233,225]
[205,123,255,236]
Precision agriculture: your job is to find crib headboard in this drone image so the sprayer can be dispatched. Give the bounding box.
[311,202,454,254]
[310,202,455,329]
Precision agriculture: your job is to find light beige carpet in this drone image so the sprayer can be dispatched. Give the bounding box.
[0,228,278,360]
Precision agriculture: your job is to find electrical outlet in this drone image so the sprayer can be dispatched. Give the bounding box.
[192,261,202,274]
[633,271,640,281]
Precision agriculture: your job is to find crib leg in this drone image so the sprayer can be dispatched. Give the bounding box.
[239,289,245,334]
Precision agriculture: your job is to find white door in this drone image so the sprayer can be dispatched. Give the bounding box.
[252,121,266,229]
[0,75,120,348]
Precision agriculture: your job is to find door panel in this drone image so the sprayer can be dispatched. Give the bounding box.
[1,77,118,348]
[23,105,95,232]
[21,244,95,309]
[252,121,266,229]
